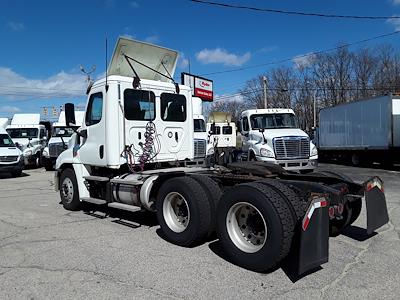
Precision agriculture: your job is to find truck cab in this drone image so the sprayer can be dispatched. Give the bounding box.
[6,114,47,167]
[240,108,318,172]
[56,38,202,175]
[42,111,85,171]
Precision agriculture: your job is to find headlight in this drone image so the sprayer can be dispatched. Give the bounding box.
[24,150,33,157]
[207,147,215,155]
[42,148,49,157]
[260,148,274,158]
[311,145,318,156]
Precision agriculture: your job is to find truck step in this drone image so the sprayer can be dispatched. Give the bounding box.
[110,178,143,185]
[83,175,110,182]
[80,197,107,205]
[108,202,142,212]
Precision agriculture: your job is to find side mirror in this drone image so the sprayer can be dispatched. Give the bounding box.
[65,103,76,127]
[210,123,216,135]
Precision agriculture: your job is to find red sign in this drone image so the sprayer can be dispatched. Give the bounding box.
[181,72,214,102]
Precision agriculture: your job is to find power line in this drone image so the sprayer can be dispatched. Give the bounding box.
[200,30,400,76]
[189,0,400,20]
[213,86,400,102]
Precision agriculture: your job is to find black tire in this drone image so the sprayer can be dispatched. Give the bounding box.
[11,169,22,177]
[59,168,81,211]
[156,176,212,247]
[216,182,296,272]
[256,179,307,223]
[189,174,222,236]
[45,164,54,171]
[315,170,362,235]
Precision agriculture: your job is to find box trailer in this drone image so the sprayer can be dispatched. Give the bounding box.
[318,94,400,166]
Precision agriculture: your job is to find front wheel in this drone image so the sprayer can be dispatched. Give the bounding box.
[59,168,81,211]
[216,182,296,272]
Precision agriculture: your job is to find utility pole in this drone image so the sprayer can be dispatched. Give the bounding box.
[313,89,317,129]
[262,76,268,109]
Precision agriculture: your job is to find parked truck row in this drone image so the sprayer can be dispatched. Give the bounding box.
[54,37,389,274]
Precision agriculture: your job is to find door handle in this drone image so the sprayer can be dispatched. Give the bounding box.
[175,132,178,142]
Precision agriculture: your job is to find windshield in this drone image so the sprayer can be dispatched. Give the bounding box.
[250,113,298,129]
[52,127,76,137]
[7,128,38,139]
[0,134,15,147]
[194,119,206,132]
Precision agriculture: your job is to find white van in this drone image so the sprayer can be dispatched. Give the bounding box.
[0,127,24,176]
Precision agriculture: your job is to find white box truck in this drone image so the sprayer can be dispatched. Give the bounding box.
[54,37,388,274]
[318,94,400,166]
[6,114,47,167]
[42,111,85,171]
[239,109,318,173]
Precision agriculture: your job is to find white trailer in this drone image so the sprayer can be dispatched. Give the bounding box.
[54,37,388,275]
[318,94,400,166]
[6,114,47,167]
[42,111,85,171]
[239,109,318,173]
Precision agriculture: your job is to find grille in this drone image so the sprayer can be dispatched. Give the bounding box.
[0,155,18,162]
[273,137,310,160]
[49,143,67,157]
[194,139,206,158]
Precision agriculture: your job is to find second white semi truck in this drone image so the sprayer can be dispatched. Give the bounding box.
[6,114,47,167]
[55,37,388,275]
[42,111,85,171]
[239,108,318,173]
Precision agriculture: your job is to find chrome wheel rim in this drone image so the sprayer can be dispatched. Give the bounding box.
[163,192,190,233]
[61,177,74,204]
[226,202,267,253]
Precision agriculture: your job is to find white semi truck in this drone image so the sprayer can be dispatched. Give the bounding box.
[42,111,85,171]
[55,37,388,274]
[239,109,318,173]
[6,114,47,167]
[207,112,237,164]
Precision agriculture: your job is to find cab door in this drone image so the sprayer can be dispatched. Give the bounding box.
[241,116,251,152]
[77,90,106,166]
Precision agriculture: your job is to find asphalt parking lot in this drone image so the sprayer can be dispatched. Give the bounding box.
[0,163,399,299]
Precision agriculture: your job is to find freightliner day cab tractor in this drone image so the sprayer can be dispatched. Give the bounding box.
[6,114,47,167]
[207,112,237,165]
[55,37,389,274]
[42,111,85,171]
[239,109,318,173]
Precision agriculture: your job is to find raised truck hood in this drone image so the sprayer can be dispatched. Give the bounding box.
[107,37,178,82]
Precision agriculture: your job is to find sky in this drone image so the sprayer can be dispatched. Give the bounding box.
[1,0,400,119]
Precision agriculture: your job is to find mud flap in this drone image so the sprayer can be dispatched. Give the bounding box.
[285,195,329,275]
[364,177,389,235]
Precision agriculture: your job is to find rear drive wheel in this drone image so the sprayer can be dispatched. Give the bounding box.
[315,170,362,235]
[156,176,212,247]
[216,182,296,272]
[59,168,81,211]
[189,174,222,236]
